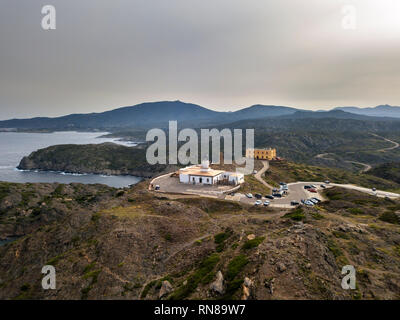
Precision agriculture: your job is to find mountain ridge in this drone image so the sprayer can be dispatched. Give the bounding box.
[1,100,399,130]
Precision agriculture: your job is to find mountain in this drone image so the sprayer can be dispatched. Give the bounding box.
[1,100,399,130]
[225,104,299,121]
[335,105,400,118]
[0,101,300,130]
[0,101,223,130]
[277,109,396,121]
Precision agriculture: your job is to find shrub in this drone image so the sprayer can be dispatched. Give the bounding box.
[379,211,400,224]
[169,253,220,300]
[242,237,265,250]
[283,208,305,221]
[226,255,248,281]
[347,208,363,215]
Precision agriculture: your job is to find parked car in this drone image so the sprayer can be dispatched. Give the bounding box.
[310,184,316,188]
[253,170,258,174]
[155,185,160,190]
[309,188,317,193]
[305,200,314,206]
[311,197,321,203]
[282,185,288,190]
[291,201,300,206]
[372,188,377,192]
[320,184,326,189]
[255,193,262,199]
[279,182,286,186]
[325,180,330,184]
[272,188,279,192]
[272,193,282,198]
[309,198,319,204]
[301,199,306,204]
[246,193,253,198]
[304,185,312,189]
[263,200,270,206]
[265,195,274,200]
[255,200,262,206]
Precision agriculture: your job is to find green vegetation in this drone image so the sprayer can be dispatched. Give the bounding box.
[368,162,400,185]
[81,263,102,300]
[347,208,364,215]
[242,236,265,250]
[379,211,400,225]
[226,255,248,281]
[240,175,271,195]
[46,254,64,266]
[283,207,305,221]
[170,253,220,300]
[220,254,249,299]
[18,143,168,177]
[214,229,233,252]
[140,280,157,299]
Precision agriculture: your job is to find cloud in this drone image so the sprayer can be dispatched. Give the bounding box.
[0,0,399,119]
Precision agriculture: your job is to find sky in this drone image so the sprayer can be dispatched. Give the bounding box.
[0,0,400,120]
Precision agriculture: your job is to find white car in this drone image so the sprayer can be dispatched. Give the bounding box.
[263,200,270,206]
[305,200,314,206]
[255,200,262,206]
[246,193,253,198]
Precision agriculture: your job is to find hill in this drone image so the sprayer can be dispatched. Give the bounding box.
[367,162,400,185]
[1,181,400,299]
[17,143,171,178]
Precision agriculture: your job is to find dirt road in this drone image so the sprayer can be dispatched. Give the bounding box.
[254,161,274,189]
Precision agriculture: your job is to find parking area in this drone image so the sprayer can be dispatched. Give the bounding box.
[232,182,326,208]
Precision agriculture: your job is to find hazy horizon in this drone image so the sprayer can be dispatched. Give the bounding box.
[1,0,400,120]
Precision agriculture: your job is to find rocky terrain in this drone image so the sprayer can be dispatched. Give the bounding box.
[0,180,400,300]
[17,143,174,178]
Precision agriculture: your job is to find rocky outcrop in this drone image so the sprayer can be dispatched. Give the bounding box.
[241,277,253,300]
[159,281,173,299]
[210,271,225,295]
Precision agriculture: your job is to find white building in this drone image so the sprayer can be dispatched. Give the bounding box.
[179,160,244,186]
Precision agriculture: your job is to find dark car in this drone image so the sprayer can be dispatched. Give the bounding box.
[304,185,312,189]
[272,193,282,198]
[265,195,274,200]
[255,193,262,199]
[291,201,300,206]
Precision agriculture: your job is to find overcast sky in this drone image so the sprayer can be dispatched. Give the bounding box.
[0,0,400,119]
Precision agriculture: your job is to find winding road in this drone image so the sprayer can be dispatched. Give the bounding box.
[314,133,400,173]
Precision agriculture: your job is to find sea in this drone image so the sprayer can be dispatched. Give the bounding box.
[0,131,142,188]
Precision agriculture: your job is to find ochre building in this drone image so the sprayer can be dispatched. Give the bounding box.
[246,148,277,160]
